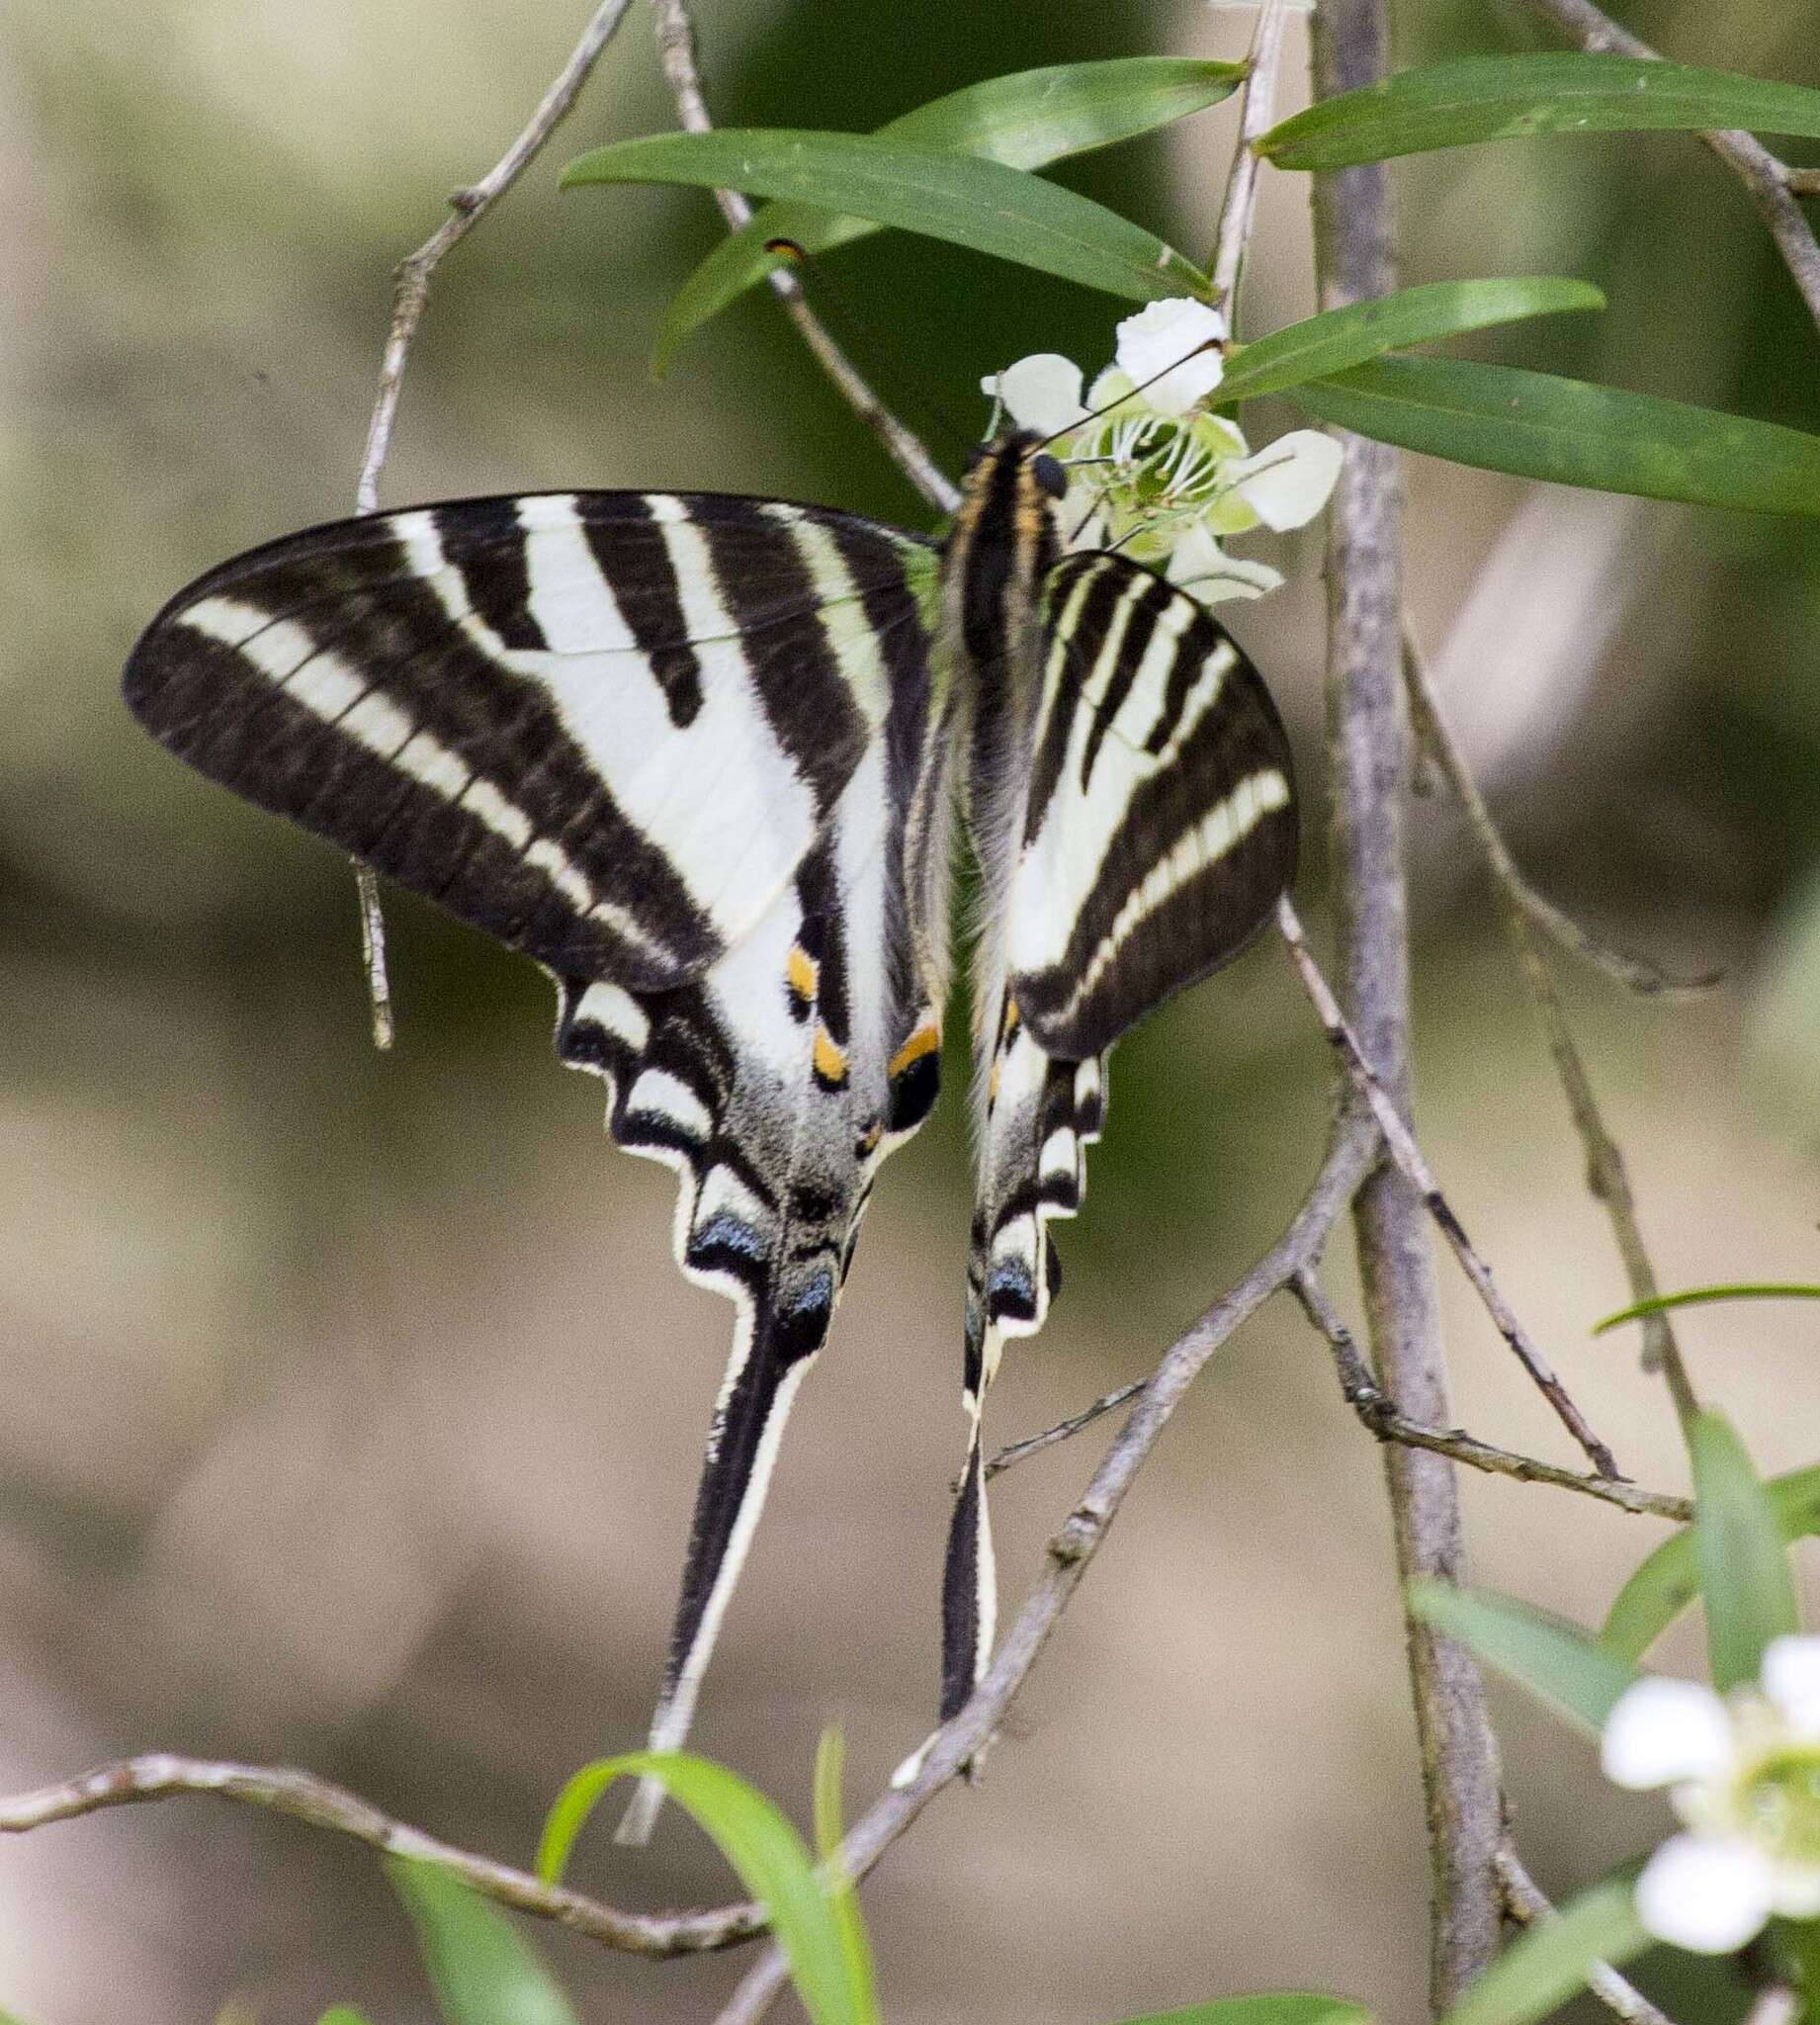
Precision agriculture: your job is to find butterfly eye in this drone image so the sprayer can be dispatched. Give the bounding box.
[1031,453,1068,499]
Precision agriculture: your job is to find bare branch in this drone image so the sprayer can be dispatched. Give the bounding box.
[1293,1271,1690,1522]
[648,0,958,514]
[356,0,638,515]
[1208,0,1290,312]
[710,1106,1383,2025]
[0,1753,764,1957]
[1279,894,1620,1480]
[1497,1845,1682,2025]
[1309,0,1506,1997]
[1513,0,1820,340]
[1402,628,1701,1425]
[346,0,641,1041]
[982,1380,1148,1482]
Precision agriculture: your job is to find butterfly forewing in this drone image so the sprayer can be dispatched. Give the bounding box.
[1007,551,1297,1060]
[124,491,936,991]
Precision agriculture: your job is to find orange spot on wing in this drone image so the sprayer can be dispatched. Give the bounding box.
[887,1020,940,1080]
[813,1026,848,1088]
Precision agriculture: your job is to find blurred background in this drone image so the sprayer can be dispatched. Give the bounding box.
[4,0,1820,2018]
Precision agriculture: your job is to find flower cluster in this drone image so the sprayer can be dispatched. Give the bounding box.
[1603,1634,1820,1954]
[981,297,1342,603]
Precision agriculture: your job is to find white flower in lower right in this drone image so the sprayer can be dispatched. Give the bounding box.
[1603,1636,1820,1953]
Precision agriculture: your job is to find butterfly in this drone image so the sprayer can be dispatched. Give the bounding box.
[121,431,1298,1840]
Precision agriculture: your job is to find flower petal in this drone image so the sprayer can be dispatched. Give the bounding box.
[1602,1677,1735,1790]
[1224,430,1344,531]
[1114,299,1226,417]
[1635,1834,1777,1954]
[1764,1635,1820,1735]
[982,354,1085,436]
[1167,526,1283,602]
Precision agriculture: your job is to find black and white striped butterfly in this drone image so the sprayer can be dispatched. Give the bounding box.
[122,432,1297,1839]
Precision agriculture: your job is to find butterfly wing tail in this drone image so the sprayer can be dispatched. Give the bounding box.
[616,1281,830,1843]
[938,1037,1105,1721]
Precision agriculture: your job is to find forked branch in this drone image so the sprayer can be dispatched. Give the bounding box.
[1293,1271,1690,1522]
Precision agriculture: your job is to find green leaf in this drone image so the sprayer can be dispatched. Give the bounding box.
[658,58,1243,370]
[1596,1282,1820,1332]
[317,2012,377,2025]
[1689,1410,1801,1692]
[1439,1872,1649,2025]
[1111,1997,1373,2025]
[1257,53,1820,170]
[1289,356,1820,517]
[539,1750,877,2025]
[562,132,1209,308]
[1409,1581,1639,1734]
[812,1729,878,2025]
[1216,277,1603,406]
[388,1860,579,2025]
[1604,1463,1820,1661]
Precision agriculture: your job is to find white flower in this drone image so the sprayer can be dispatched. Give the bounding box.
[978,300,1342,597]
[1166,524,1284,604]
[1603,1635,1820,1954]
[1218,431,1346,532]
[981,353,1086,438]
[1113,299,1228,416]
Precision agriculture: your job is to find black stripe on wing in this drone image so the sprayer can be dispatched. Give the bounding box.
[1009,553,1298,1062]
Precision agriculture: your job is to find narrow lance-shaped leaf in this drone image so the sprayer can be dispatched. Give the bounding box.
[1596,1282,1820,1333]
[1689,1410,1801,1692]
[388,1860,579,2025]
[539,1750,877,2025]
[1111,1997,1373,2025]
[658,57,1244,370]
[1438,1872,1649,2025]
[1289,357,1820,518]
[1409,1580,1639,1734]
[813,1729,878,2025]
[563,131,1210,308]
[1603,1463,1820,1661]
[1215,276,1603,407]
[1257,53,1820,171]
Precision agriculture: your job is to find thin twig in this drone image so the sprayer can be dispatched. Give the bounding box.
[982,1380,1147,1481]
[346,0,642,1044]
[1401,627,1713,1000]
[1278,893,1621,1480]
[1293,1271,1690,1522]
[648,0,958,514]
[1402,628,1701,1425]
[1514,0,1820,341]
[710,1107,1383,2025]
[0,1753,763,1957]
[1308,1,1506,1994]
[1208,0,1290,316]
[1497,1845,1681,2025]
